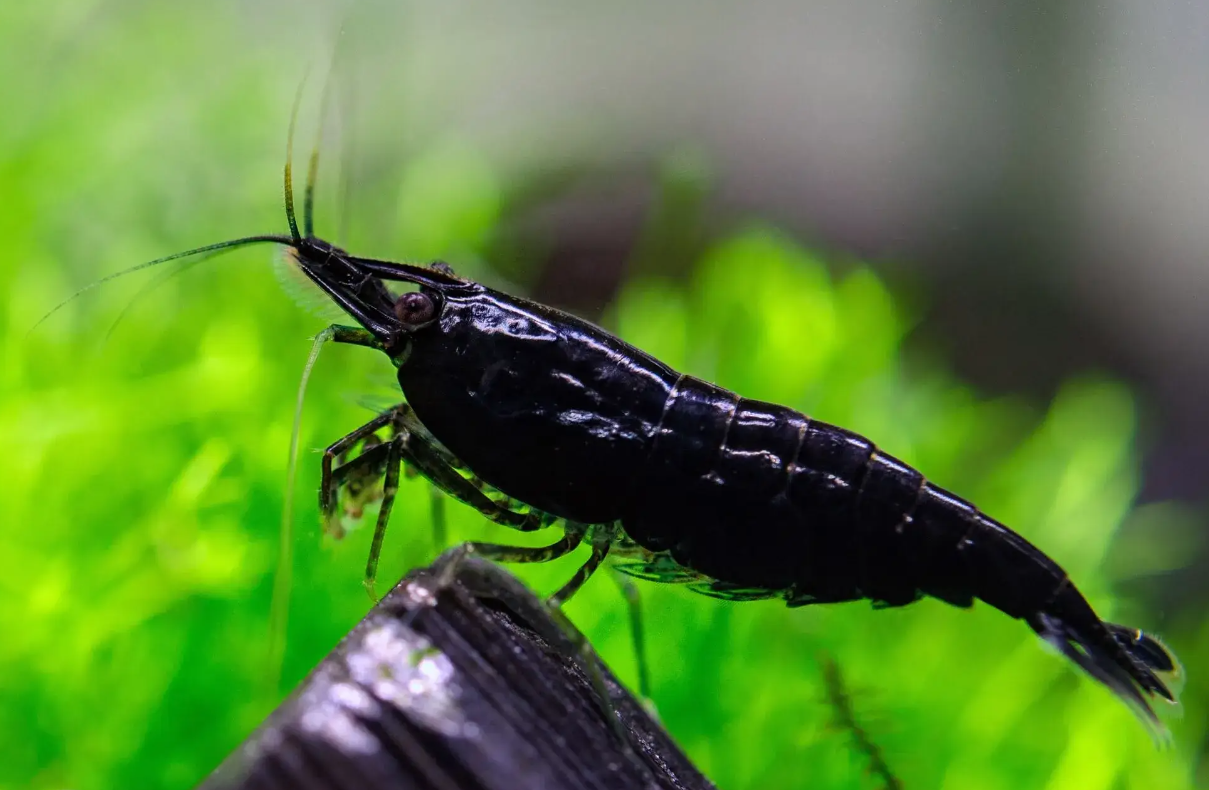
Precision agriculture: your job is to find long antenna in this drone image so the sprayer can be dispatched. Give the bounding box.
[100,248,224,347]
[266,326,335,698]
[283,76,309,243]
[303,64,339,239]
[337,74,357,248]
[305,12,359,240]
[268,19,356,694]
[30,234,292,335]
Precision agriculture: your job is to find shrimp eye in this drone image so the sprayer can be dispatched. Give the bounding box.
[394,291,436,327]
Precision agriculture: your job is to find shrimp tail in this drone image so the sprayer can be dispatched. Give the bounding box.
[1027,608,1181,732]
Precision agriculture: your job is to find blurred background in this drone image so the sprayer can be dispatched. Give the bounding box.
[2,0,1207,787]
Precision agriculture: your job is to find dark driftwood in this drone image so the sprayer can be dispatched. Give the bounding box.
[200,557,715,790]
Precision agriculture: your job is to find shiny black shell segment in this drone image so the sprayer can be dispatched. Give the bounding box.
[397,284,676,522]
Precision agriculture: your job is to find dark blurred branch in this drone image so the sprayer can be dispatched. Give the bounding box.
[821,655,901,790]
[200,558,715,790]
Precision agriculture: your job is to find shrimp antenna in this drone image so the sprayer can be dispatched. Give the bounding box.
[29,234,293,335]
[266,71,313,701]
[304,8,361,241]
[283,74,309,243]
[100,248,224,348]
[336,75,357,247]
[303,59,339,239]
[267,24,356,695]
[34,73,313,337]
[266,326,333,698]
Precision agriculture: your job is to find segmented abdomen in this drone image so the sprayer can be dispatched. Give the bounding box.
[619,375,1067,617]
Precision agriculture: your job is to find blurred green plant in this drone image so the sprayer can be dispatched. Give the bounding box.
[1,4,1203,790]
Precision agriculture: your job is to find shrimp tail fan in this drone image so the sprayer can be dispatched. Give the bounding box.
[1028,613,1182,737]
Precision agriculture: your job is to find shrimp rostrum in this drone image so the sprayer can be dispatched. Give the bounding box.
[94,149,1181,734]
